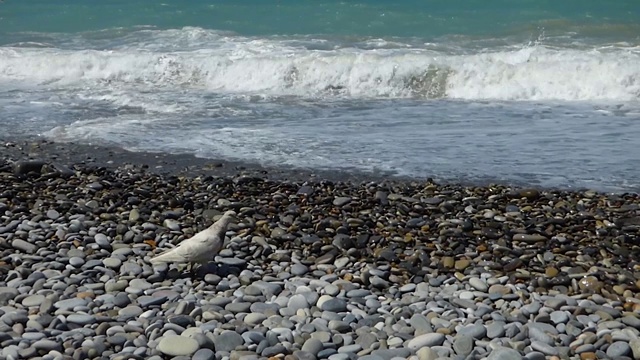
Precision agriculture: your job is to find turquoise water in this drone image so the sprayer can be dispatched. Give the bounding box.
[0,1,639,191]
[2,0,639,40]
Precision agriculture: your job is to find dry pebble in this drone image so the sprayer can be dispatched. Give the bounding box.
[1,159,640,360]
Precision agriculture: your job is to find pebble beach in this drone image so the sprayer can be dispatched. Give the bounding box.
[2,140,640,360]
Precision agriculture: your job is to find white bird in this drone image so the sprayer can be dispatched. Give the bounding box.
[150,210,236,272]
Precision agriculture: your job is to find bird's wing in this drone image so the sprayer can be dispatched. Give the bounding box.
[150,238,201,263]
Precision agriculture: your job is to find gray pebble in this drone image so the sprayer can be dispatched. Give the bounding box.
[531,341,558,356]
[407,333,445,349]
[214,331,244,352]
[302,338,323,356]
[453,334,474,356]
[192,348,215,360]
[157,335,199,356]
[22,294,46,307]
[319,297,347,312]
[607,341,631,357]
[487,347,523,360]
[291,264,309,276]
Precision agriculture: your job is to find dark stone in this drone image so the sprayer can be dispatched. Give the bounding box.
[13,159,46,176]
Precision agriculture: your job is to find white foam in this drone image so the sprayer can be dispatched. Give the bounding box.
[1,28,639,101]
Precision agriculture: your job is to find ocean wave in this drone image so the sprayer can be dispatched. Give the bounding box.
[1,30,639,101]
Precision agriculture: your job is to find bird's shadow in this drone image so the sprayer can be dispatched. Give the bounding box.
[164,261,248,280]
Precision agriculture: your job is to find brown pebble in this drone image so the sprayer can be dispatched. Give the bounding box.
[488,284,511,295]
[442,256,454,269]
[579,276,603,293]
[580,353,597,360]
[545,267,559,277]
[519,189,540,200]
[613,285,626,295]
[76,292,94,299]
[503,258,523,272]
[455,259,471,271]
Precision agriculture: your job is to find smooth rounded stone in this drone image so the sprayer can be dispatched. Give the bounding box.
[407,333,445,350]
[105,280,128,293]
[214,331,244,352]
[22,332,46,341]
[527,323,558,345]
[544,297,567,310]
[328,354,350,360]
[324,285,340,297]
[33,339,62,352]
[129,278,152,290]
[112,292,132,307]
[66,314,96,325]
[334,257,350,269]
[512,233,546,243]
[262,344,287,357]
[531,341,558,356]
[487,321,506,339]
[338,344,362,354]
[22,294,46,307]
[346,289,370,298]
[468,277,488,292]
[301,338,323,356]
[459,291,475,300]
[218,257,247,267]
[157,335,199,356]
[399,283,416,293]
[226,302,252,313]
[410,314,433,334]
[366,298,381,311]
[329,320,351,332]
[355,333,378,349]
[288,294,310,311]
[607,341,631,357]
[371,348,412,359]
[550,310,569,325]
[68,256,85,267]
[521,301,541,316]
[630,339,640,359]
[417,347,438,360]
[523,352,546,360]
[453,335,473,356]
[46,209,60,220]
[311,331,332,343]
[575,344,596,354]
[318,296,347,312]
[244,313,267,326]
[457,324,487,339]
[12,239,36,254]
[54,298,87,310]
[103,257,122,269]
[118,305,143,319]
[487,347,524,360]
[333,196,352,206]
[94,233,111,248]
[0,287,19,305]
[622,316,640,329]
[291,264,309,276]
[192,348,215,360]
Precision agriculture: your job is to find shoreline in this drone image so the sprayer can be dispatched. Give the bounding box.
[0,137,633,195]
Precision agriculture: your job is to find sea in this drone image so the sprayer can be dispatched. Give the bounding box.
[1,0,639,192]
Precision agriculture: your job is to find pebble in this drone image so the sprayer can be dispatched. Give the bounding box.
[0,160,638,360]
[157,335,199,356]
[407,333,445,349]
